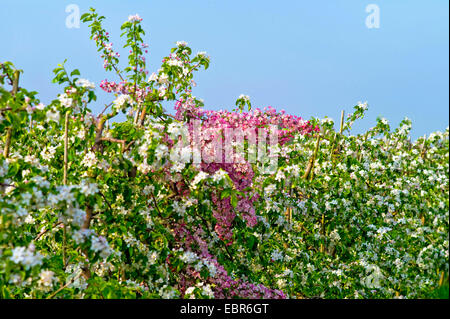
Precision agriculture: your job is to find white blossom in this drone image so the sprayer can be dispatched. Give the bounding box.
[75,78,95,90]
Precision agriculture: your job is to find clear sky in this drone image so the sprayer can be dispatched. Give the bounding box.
[0,0,448,139]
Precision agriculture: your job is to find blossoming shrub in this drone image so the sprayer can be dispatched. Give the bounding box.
[0,9,448,299]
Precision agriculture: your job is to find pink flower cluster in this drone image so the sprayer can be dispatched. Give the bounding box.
[173,224,285,299]
[92,32,120,70]
[100,79,151,102]
[198,106,317,145]
[211,193,236,244]
[100,80,130,94]
[174,98,317,246]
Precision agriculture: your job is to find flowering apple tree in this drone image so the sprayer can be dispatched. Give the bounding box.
[0,9,448,299]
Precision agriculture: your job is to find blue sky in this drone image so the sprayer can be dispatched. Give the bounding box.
[0,0,448,139]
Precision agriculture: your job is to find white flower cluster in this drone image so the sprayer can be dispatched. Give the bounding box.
[58,93,73,108]
[79,180,99,196]
[357,101,368,111]
[185,282,215,299]
[112,94,134,112]
[180,250,198,264]
[212,169,228,183]
[158,73,169,85]
[172,201,186,216]
[201,260,217,277]
[41,145,57,161]
[72,229,94,245]
[81,151,97,168]
[191,171,209,189]
[137,160,152,175]
[238,94,250,102]
[65,263,88,290]
[148,251,159,265]
[148,72,158,82]
[167,122,186,137]
[321,118,334,125]
[362,264,384,289]
[271,249,284,262]
[10,244,43,269]
[64,205,87,227]
[128,14,142,22]
[170,146,191,171]
[38,270,58,288]
[72,229,112,259]
[158,285,178,299]
[264,184,276,196]
[0,160,9,177]
[46,109,60,123]
[380,117,389,125]
[75,78,95,90]
[329,229,341,242]
[167,58,183,68]
[91,236,113,259]
[196,51,209,59]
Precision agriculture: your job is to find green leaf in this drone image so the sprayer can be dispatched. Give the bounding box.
[230,193,238,208]
[70,69,81,77]
[221,189,231,199]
